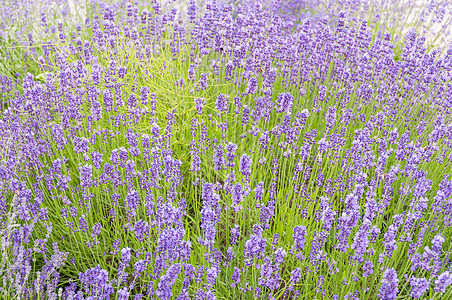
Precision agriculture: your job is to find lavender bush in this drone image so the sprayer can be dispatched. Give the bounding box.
[1,0,452,299]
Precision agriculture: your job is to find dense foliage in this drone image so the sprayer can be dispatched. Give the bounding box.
[1,0,452,299]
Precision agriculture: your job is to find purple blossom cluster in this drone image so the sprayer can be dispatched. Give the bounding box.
[1,0,452,299]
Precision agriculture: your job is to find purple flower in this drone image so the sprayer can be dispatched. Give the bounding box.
[125,190,140,216]
[121,247,132,266]
[74,137,89,154]
[78,265,114,298]
[230,224,240,245]
[215,93,229,114]
[134,260,147,278]
[350,218,371,263]
[118,66,127,78]
[189,141,201,173]
[273,247,286,265]
[382,224,398,260]
[195,97,206,115]
[234,96,242,114]
[292,225,307,255]
[140,86,150,105]
[272,233,279,246]
[362,260,373,277]
[245,77,258,95]
[118,147,129,167]
[142,134,151,149]
[79,216,88,232]
[276,93,294,114]
[188,67,195,81]
[91,223,102,239]
[431,234,445,253]
[134,220,150,243]
[126,128,139,148]
[118,287,130,300]
[259,130,270,150]
[206,264,220,286]
[231,183,244,209]
[259,200,275,229]
[290,267,302,284]
[231,267,241,288]
[188,0,196,23]
[155,264,181,300]
[316,275,325,295]
[254,287,261,299]
[225,247,235,265]
[149,93,157,113]
[408,276,429,298]
[213,144,225,171]
[197,73,208,91]
[244,228,267,266]
[434,271,452,293]
[91,151,103,169]
[378,268,399,300]
[254,182,264,201]
[242,105,251,125]
[239,154,252,177]
[79,164,93,189]
[225,142,238,168]
[111,238,121,255]
[321,204,336,232]
[52,124,67,150]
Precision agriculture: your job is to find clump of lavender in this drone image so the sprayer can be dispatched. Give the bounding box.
[1,0,452,299]
[379,268,399,300]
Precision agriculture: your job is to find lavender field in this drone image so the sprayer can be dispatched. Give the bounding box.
[1,0,452,299]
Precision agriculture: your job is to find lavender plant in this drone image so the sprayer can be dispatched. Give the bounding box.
[1,0,452,299]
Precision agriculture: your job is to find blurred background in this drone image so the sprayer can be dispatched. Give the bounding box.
[0,0,450,49]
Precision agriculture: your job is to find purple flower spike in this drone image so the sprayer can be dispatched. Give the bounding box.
[244,226,266,266]
[216,93,229,114]
[197,73,208,91]
[245,77,258,95]
[239,154,252,177]
[118,287,130,300]
[292,225,307,254]
[156,264,181,300]
[276,93,294,114]
[195,97,206,115]
[408,276,429,299]
[378,268,399,300]
[225,142,238,168]
[434,271,452,293]
[78,265,114,298]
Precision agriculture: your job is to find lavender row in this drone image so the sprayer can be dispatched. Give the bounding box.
[0,0,452,299]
